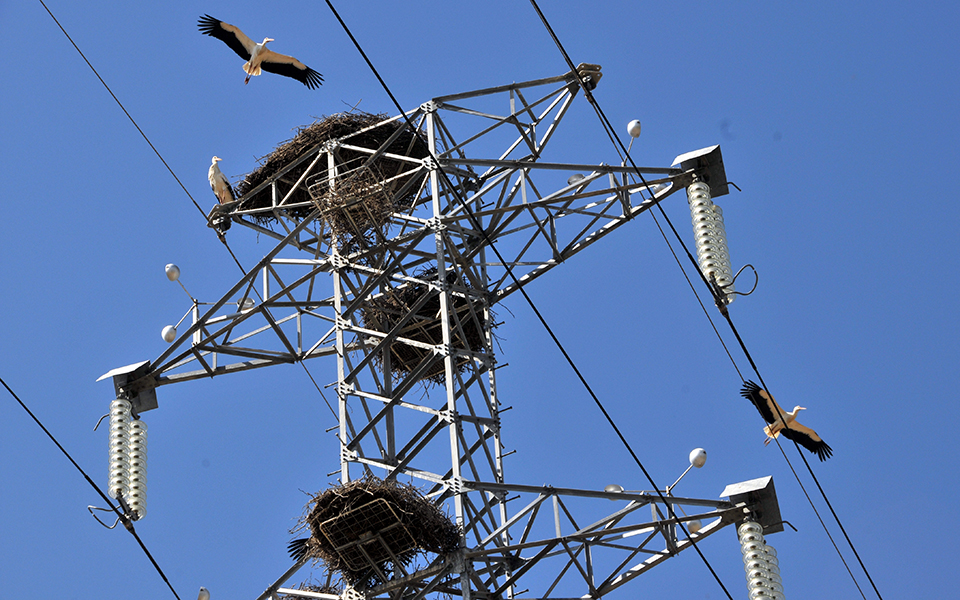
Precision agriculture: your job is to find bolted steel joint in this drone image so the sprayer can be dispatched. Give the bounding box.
[426,216,446,232]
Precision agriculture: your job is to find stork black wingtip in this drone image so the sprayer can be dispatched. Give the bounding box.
[288,537,310,561]
[740,380,762,397]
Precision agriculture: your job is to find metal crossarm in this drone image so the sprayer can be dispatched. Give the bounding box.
[100,65,768,600]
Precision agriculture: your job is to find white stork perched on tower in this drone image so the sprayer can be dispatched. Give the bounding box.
[740,380,833,461]
[198,15,323,89]
[208,156,235,205]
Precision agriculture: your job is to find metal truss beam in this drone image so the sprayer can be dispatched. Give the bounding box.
[104,64,748,600]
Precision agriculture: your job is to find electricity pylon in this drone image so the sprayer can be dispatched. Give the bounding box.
[102,64,776,600]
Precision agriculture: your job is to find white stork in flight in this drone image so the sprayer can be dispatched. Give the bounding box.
[198,15,323,89]
[740,380,833,461]
[208,156,235,205]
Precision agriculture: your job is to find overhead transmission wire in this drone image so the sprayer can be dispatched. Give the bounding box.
[625,161,869,600]
[321,2,735,599]
[524,2,883,598]
[38,0,874,597]
[38,0,337,418]
[34,0,337,593]
[592,106,867,600]
[38,0,206,221]
[733,338,875,600]
[0,375,182,600]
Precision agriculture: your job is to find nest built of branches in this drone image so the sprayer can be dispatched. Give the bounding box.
[293,476,460,589]
[310,164,400,255]
[359,269,490,384]
[234,112,430,228]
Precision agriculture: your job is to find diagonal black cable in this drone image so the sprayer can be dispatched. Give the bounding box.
[35,3,340,595]
[727,319,882,600]
[1,375,182,600]
[524,3,885,597]
[524,1,745,596]
[37,0,207,220]
[772,429,868,600]
[39,0,337,428]
[322,2,735,598]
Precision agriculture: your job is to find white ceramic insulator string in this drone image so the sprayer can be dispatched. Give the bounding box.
[687,181,736,304]
[738,521,785,600]
[108,399,131,500]
[126,418,148,520]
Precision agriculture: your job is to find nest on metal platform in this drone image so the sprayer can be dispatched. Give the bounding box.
[278,583,341,600]
[309,164,399,255]
[234,112,430,226]
[291,476,460,589]
[359,268,490,384]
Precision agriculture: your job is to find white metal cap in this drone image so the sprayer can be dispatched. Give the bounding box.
[689,448,707,468]
[165,264,180,281]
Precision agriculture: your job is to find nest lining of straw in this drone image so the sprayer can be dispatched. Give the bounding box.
[234,112,430,228]
[294,476,460,589]
[309,163,415,255]
[358,268,489,384]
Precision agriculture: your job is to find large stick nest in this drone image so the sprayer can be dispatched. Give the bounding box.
[292,476,460,589]
[309,164,402,255]
[359,268,490,385]
[235,112,430,228]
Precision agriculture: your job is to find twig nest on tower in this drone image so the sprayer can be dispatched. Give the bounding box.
[292,476,460,589]
[235,112,430,229]
[309,164,399,255]
[359,268,491,384]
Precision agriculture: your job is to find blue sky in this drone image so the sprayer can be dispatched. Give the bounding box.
[2,1,958,598]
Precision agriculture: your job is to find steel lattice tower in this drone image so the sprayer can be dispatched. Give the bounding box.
[102,64,779,600]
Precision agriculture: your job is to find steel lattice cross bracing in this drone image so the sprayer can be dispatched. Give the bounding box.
[103,64,773,600]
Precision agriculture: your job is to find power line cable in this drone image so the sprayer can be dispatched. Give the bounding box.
[772,432,868,600]
[37,0,206,221]
[523,2,884,597]
[728,320,882,600]
[622,158,868,596]
[643,199,872,597]
[321,2,734,598]
[0,375,182,600]
[35,3,339,594]
[620,157,871,597]
[644,202,745,381]
[38,0,336,425]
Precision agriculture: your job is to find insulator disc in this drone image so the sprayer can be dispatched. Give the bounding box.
[738,522,763,534]
[125,419,147,520]
[689,181,736,304]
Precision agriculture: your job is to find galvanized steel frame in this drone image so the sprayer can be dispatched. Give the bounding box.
[116,66,748,600]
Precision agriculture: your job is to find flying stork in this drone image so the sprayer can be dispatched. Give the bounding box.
[208,156,235,205]
[740,380,833,461]
[198,15,323,89]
